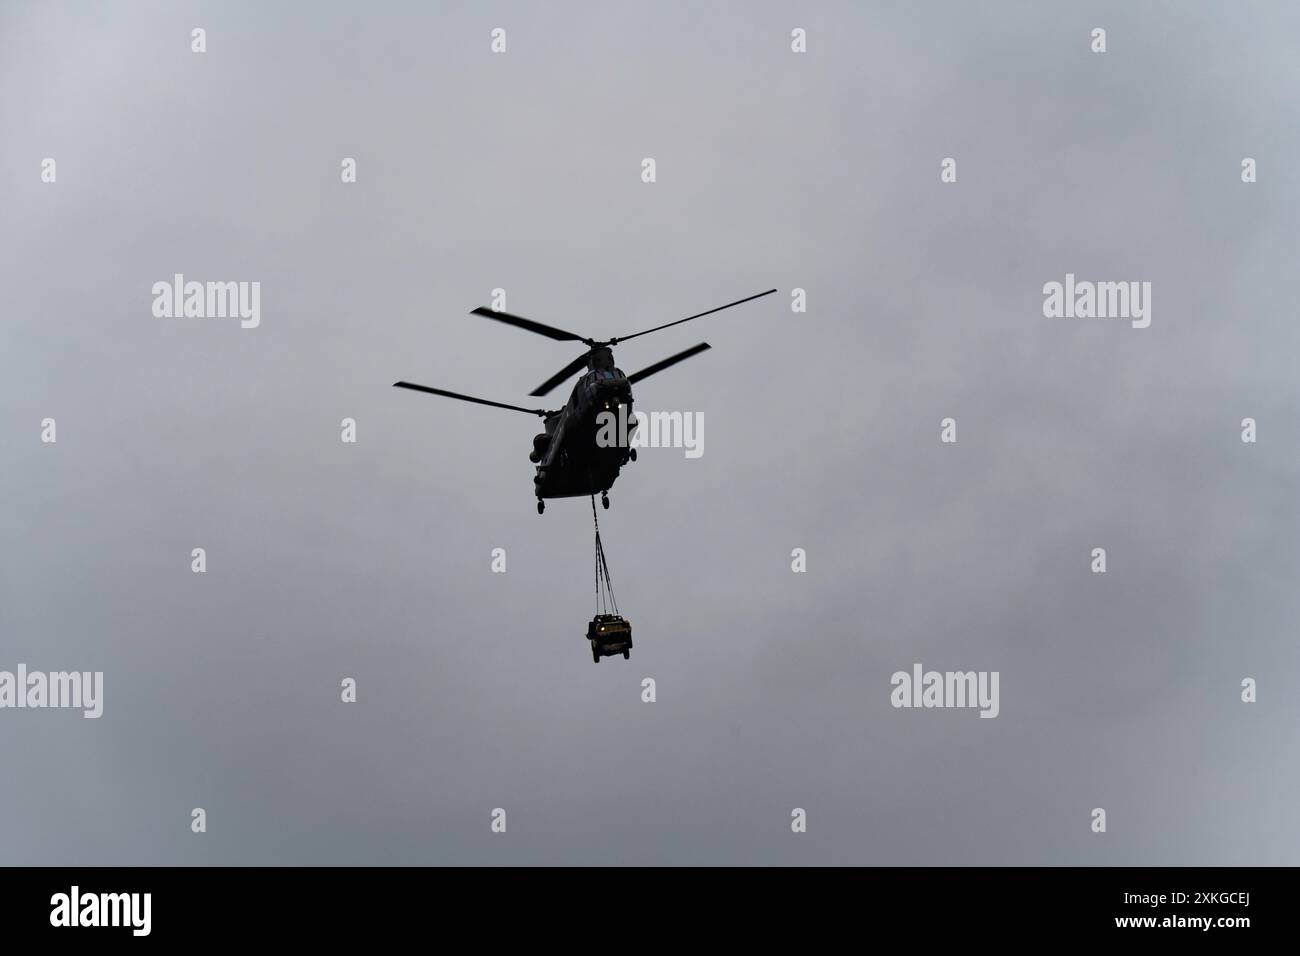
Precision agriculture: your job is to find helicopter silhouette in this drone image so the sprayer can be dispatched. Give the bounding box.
[394,289,776,513]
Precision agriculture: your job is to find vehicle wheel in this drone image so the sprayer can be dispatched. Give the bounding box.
[629,449,637,462]
[536,499,545,514]
[592,648,601,663]
[601,494,610,510]
[622,650,630,659]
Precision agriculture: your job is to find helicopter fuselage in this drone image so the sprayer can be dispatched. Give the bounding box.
[532,361,634,499]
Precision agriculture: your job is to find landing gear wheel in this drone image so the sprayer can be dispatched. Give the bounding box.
[629,449,637,462]
[601,493,610,510]
[622,650,630,659]
[536,499,545,514]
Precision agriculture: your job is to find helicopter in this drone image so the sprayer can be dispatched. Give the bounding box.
[394,288,776,513]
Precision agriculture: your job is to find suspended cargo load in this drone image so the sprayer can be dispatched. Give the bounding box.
[588,614,632,663]
[588,494,631,662]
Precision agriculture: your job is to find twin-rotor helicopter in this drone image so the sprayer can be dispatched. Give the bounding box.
[393,289,776,513]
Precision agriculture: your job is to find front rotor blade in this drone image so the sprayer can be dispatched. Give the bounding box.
[393,381,545,416]
[613,289,777,344]
[529,352,592,397]
[626,342,712,385]
[470,306,588,343]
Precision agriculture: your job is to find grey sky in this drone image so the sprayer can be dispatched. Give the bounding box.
[2,0,1298,864]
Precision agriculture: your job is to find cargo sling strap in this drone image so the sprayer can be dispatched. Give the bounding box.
[590,494,620,617]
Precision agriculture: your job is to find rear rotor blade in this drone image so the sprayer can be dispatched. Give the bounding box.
[626,342,712,385]
[470,306,588,343]
[613,289,777,344]
[529,352,592,397]
[393,381,545,416]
